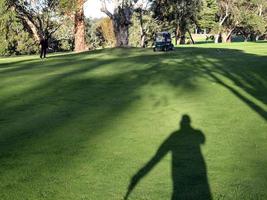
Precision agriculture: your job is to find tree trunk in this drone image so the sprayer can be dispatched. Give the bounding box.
[226,30,233,43]
[175,25,180,45]
[12,4,42,42]
[101,1,132,47]
[179,28,186,45]
[250,34,256,41]
[221,32,227,43]
[113,6,132,47]
[22,16,41,42]
[138,11,146,48]
[113,21,129,47]
[214,34,220,43]
[141,34,146,48]
[140,17,146,48]
[74,0,87,52]
[187,29,195,44]
[214,12,229,44]
[243,32,250,42]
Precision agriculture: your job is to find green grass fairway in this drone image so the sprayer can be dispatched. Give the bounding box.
[0,43,266,200]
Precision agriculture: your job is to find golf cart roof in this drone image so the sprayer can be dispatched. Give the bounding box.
[157,32,170,35]
[156,32,171,39]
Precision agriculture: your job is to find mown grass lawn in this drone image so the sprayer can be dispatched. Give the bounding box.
[0,42,266,200]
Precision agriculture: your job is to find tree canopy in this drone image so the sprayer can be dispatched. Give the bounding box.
[0,0,266,55]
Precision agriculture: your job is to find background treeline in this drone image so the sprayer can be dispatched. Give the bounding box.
[0,0,266,56]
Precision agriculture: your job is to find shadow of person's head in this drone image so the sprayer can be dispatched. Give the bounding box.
[180,114,191,129]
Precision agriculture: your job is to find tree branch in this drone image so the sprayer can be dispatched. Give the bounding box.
[100,0,113,18]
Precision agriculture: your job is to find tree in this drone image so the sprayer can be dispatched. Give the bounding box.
[240,0,267,41]
[85,18,102,49]
[74,0,87,51]
[59,0,87,52]
[129,10,161,47]
[133,0,154,47]
[100,0,134,47]
[0,1,38,55]
[174,0,202,44]
[7,0,62,42]
[215,0,267,43]
[0,0,63,55]
[150,0,202,44]
[214,0,241,43]
[97,17,116,47]
[198,0,218,32]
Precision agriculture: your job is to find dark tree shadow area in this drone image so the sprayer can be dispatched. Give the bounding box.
[124,115,211,200]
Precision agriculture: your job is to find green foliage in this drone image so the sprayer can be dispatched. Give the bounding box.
[53,17,74,51]
[198,0,218,31]
[58,0,76,13]
[129,12,161,47]
[0,3,38,55]
[85,18,103,49]
[1,0,267,54]
[97,18,116,47]
[150,0,202,44]
[236,0,267,38]
[12,31,38,55]
[211,0,267,42]
[164,0,202,28]
[85,17,116,49]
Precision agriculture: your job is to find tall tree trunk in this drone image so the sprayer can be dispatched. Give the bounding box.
[113,7,132,47]
[221,32,227,43]
[187,29,195,44]
[138,10,146,48]
[214,33,220,43]
[214,12,229,44]
[250,33,256,41]
[141,34,146,48]
[74,0,87,52]
[226,36,231,43]
[175,25,180,45]
[242,31,250,42]
[226,29,234,43]
[179,28,186,44]
[113,21,129,47]
[12,4,42,42]
[101,1,132,47]
[21,15,41,42]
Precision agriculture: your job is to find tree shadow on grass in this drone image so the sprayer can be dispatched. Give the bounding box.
[124,115,211,200]
[0,45,266,198]
[0,46,266,162]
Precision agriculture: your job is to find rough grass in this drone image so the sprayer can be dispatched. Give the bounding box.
[0,42,266,200]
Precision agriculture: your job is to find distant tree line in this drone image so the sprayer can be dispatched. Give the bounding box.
[0,0,266,55]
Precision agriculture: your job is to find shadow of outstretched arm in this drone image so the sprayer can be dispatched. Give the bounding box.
[124,137,171,200]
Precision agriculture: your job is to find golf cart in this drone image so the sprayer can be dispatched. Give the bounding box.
[153,32,174,52]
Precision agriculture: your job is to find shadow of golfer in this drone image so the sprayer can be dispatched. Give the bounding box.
[124,115,212,200]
